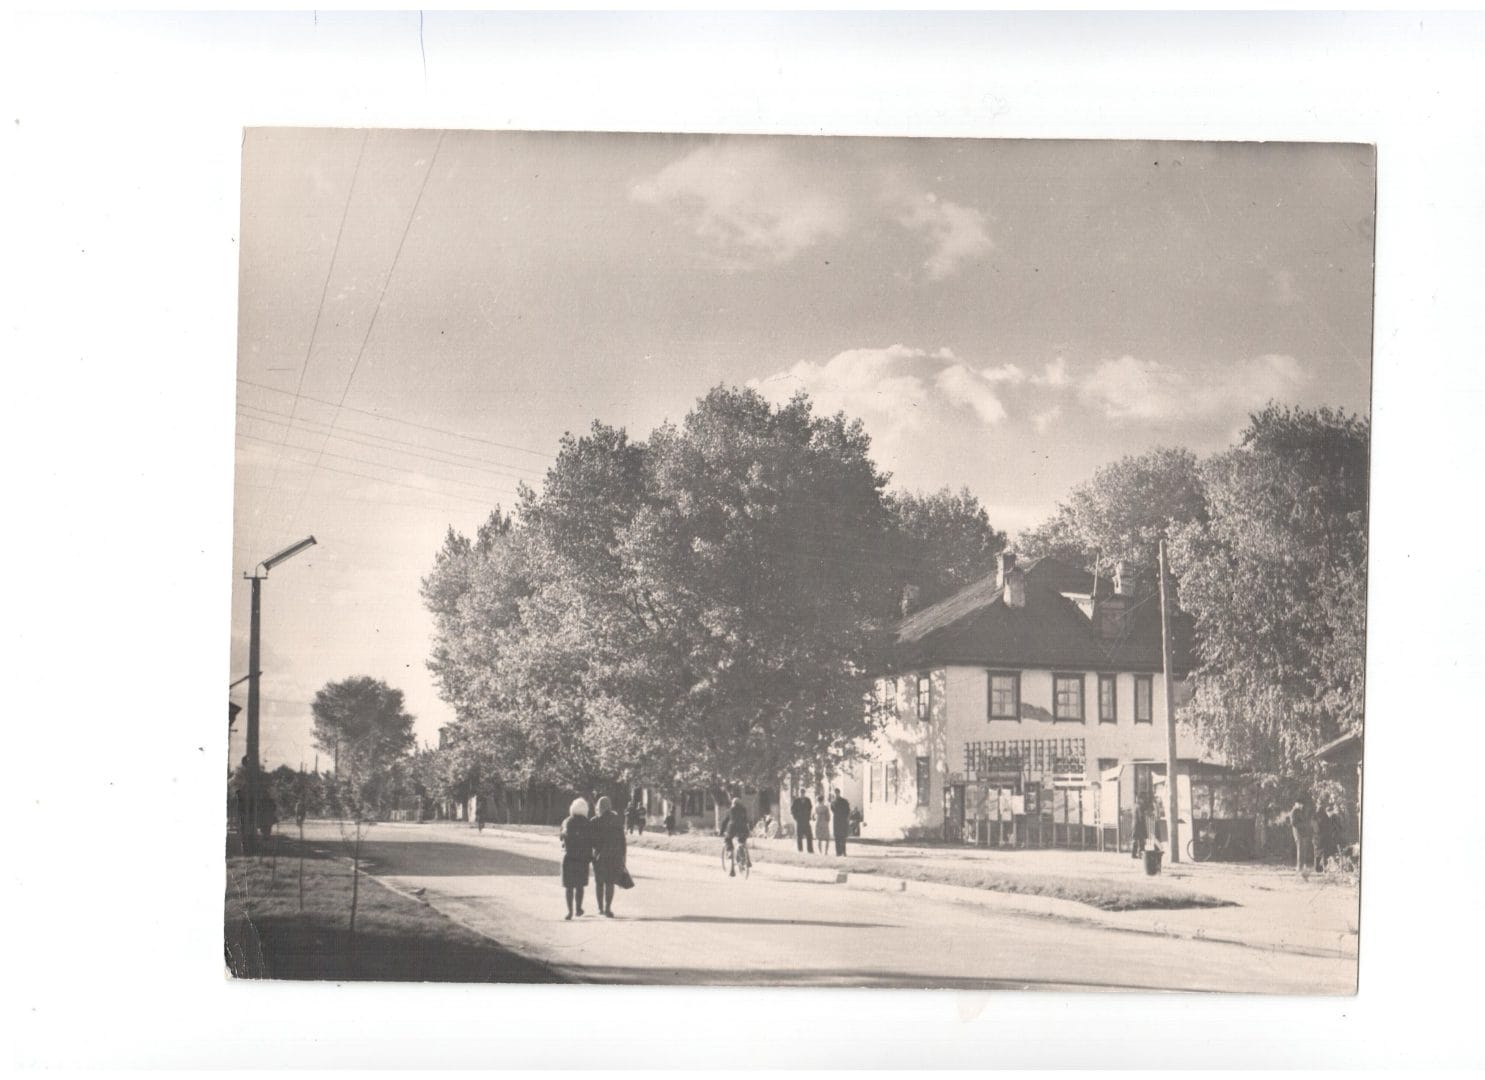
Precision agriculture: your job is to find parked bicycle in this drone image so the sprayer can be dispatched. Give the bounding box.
[1186,822,1251,862]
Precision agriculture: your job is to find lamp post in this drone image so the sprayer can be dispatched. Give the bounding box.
[241,535,316,853]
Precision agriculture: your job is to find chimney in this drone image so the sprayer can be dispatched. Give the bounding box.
[900,583,921,617]
[999,551,1026,609]
[996,551,1017,588]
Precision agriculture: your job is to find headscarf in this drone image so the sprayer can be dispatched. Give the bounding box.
[569,797,589,818]
[596,795,612,815]
[731,797,743,809]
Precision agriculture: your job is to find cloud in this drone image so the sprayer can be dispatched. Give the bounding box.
[1079,353,1311,421]
[634,143,994,280]
[893,191,993,280]
[1032,405,1063,433]
[750,345,944,444]
[630,142,849,266]
[935,363,1009,424]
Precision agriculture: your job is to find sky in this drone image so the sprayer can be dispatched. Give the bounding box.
[231,130,1374,771]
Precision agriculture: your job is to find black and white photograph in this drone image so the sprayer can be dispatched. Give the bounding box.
[10,10,1485,1072]
[226,130,1371,995]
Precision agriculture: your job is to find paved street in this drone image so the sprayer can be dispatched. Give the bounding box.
[306,822,1355,994]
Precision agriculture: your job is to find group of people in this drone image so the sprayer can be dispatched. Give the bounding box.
[789,788,853,857]
[558,796,629,920]
[1289,797,1338,878]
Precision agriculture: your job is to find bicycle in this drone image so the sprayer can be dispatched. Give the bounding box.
[721,837,752,879]
[1186,823,1250,862]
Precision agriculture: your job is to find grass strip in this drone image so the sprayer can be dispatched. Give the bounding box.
[225,835,563,982]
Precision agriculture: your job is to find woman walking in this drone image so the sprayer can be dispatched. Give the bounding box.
[590,796,628,918]
[813,791,831,856]
[559,797,592,920]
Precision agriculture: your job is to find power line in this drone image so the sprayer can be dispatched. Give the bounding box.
[236,430,522,501]
[236,376,555,462]
[236,402,544,483]
[284,132,447,538]
[250,130,370,564]
[235,437,511,510]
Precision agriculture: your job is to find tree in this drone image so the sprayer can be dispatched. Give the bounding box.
[1168,405,1369,794]
[310,676,416,820]
[422,386,906,809]
[1019,446,1208,585]
[887,487,1008,608]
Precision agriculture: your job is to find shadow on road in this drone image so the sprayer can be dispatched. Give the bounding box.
[350,841,557,878]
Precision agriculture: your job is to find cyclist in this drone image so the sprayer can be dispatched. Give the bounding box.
[719,797,751,876]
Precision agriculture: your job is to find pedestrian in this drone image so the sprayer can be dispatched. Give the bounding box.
[1314,804,1333,872]
[830,789,851,856]
[663,806,677,836]
[590,795,627,918]
[559,797,592,919]
[791,790,814,853]
[1131,794,1150,859]
[814,791,831,855]
[1290,798,1314,880]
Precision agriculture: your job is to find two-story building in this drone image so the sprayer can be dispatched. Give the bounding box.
[840,551,1241,850]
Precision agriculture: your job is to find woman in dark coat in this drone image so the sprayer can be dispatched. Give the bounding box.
[589,795,628,918]
[559,798,592,919]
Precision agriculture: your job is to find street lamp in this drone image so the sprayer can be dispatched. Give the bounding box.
[240,535,316,852]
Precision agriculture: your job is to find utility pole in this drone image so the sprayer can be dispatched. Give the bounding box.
[241,535,317,856]
[1159,538,1181,863]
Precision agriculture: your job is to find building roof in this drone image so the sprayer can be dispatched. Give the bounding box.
[894,556,1194,674]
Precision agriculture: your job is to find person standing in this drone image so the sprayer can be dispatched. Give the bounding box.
[791,790,814,853]
[590,796,628,918]
[1290,798,1314,880]
[830,789,851,856]
[814,792,831,856]
[663,805,677,836]
[559,798,592,919]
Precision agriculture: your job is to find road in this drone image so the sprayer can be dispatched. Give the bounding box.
[310,823,1354,994]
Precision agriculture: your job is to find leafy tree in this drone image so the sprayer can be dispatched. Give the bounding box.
[1019,446,1208,586]
[1168,405,1369,791]
[887,487,1008,607]
[423,387,905,810]
[311,676,416,820]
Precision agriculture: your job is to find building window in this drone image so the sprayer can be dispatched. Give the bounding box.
[869,762,880,802]
[1053,674,1086,722]
[885,677,897,713]
[885,761,899,803]
[1135,675,1153,723]
[916,673,931,720]
[1099,673,1118,724]
[916,756,931,805]
[987,671,1021,720]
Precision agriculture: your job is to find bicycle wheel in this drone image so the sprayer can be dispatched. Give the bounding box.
[721,846,733,875]
[737,845,751,879]
[1190,836,1213,862]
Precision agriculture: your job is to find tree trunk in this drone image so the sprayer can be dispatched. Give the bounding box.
[348,820,362,973]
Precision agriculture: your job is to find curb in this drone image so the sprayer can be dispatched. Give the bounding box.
[847,872,1358,961]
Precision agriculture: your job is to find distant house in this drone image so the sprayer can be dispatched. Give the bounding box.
[841,552,1240,849]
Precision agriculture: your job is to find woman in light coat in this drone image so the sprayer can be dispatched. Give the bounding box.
[814,791,831,855]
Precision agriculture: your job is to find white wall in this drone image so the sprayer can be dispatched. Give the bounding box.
[855,666,1220,840]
